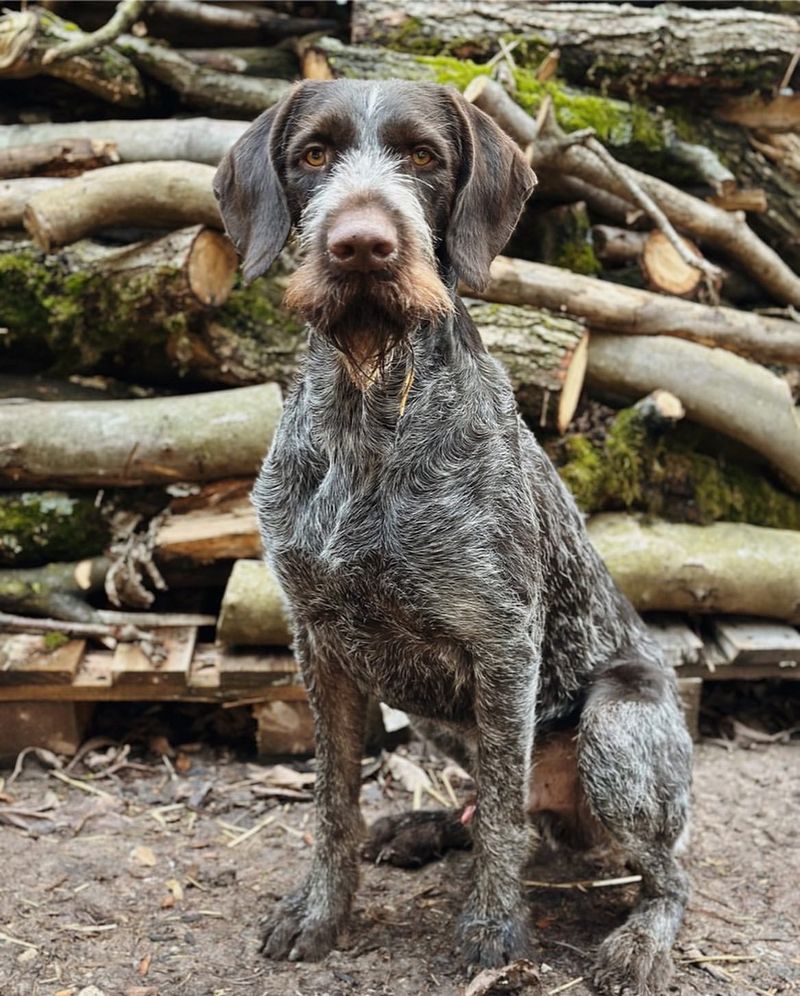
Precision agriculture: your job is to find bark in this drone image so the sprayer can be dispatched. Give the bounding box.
[554,400,800,529]
[0,383,282,488]
[0,118,247,166]
[591,226,648,266]
[23,161,220,252]
[147,0,336,40]
[178,46,298,79]
[0,177,66,228]
[478,256,800,366]
[0,491,110,568]
[466,77,800,306]
[118,34,291,117]
[351,1,800,97]
[301,37,675,163]
[0,557,109,621]
[0,228,236,372]
[586,334,800,493]
[587,514,800,623]
[218,559,291,647]
[715,93,800,132]
[0,8,144,107]
[0,139,119,179]
[464,301,588,432]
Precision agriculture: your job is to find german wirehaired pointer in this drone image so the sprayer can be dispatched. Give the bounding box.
[214,79,692,995]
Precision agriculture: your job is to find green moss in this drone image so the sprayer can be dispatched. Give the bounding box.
[0,492,110,568]
[556,406,800,529]
[43,631,70,651]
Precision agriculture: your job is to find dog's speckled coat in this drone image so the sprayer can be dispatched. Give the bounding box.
[214,79,692,995]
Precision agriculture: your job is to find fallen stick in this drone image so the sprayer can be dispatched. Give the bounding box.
[118,34,291,117]
[42,0,145,66]
[23,161,220,251]
[587,333,800,492]
[147,0,337,39]
[0,383,282,487]
[465,77,800,306]
[0,8,144,107]
[477,256,800,366]
[0,118,247,166]
[0,610,144,644]
[587,514,800,622]
[0,139,119,179]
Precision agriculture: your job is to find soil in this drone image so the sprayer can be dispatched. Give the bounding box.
[0,690,798,996]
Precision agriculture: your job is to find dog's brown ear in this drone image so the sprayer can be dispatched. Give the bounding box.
[214,85,304,283]
[444,90,536,291]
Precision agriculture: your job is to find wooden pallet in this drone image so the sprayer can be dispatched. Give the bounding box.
[2,614,798,756]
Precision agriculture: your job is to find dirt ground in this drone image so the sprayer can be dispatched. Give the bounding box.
[0,685,798,996]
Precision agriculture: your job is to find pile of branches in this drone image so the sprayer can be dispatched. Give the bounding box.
[1,0,800,643]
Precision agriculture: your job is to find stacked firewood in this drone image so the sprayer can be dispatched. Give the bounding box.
[1,0,800,665]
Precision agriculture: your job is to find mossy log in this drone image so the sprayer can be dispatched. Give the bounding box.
[0,228,236,373]
[23,161,220,252]
[117,34,291,117]
[302,38,672,166]
[0,118,248,167]
[466,77,800,307]
[588,514,800,623]
[555,401,800,529]
[0,8,144,107]
[478,257,800,366]
[0,383,282,488]
[218,558,291,647]
[0,492,110,568]
[0,556,109,621]
[351,2,800,98]
[587,334,800,494]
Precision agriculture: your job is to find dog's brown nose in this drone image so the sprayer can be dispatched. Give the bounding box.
[327,208,398,272]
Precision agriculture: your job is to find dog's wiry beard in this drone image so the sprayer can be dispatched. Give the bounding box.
[285,241,454,387]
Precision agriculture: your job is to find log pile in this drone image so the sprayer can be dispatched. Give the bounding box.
[1,0,799,754]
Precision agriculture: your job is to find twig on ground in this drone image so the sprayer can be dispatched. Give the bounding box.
[524,874,642,891]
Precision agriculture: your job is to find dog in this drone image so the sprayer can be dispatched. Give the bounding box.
[214,79,693,995]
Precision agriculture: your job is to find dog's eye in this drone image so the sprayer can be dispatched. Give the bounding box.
[411,147,434,167]
[303,146,327,168]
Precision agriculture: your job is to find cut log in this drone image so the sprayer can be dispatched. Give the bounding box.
[156,489,261,566]
[0,491,110,568]
[23,161,220,251]
[0,7,144,107]
[351,2,800,97]
[118,34,291,117]
[0,557,109,621]
[586,334,800,493]
[218,559,291,647]
[641,231,703,297]
[591,226,648,266]
[478,257,800,366]
[0,177,66,228]
[0,383,282,488]
[464,301,588,432]
[465,76,800,306]
[147,0,336,40]
[0,118,248,166]
[555,398,800,529]
[587,514,800,623]
[0,138,119,179]
[0,228,237,371]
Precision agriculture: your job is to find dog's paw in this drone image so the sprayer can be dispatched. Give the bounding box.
[455,904,533,969]
[363,809,471,868]
[593,924,673,996]
[260,885,344,962]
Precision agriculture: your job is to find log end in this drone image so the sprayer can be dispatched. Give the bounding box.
[188,228,239,307]
[642,230,703,297]
[557,330,589,434]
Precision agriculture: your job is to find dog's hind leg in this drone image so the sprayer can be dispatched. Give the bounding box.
[577,657,692,996]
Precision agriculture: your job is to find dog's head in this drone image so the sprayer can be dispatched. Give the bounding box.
[214,79,535,373]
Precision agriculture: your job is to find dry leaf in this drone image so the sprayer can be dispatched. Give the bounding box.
[160,894,174,909]
[137,952,152,977]
[385,753,432,794]
[174,752,192,774]
[463,959,542,996]
[130,845,157,867]
[165,878,183,901]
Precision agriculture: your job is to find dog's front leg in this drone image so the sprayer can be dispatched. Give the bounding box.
[455,640,538,969]
[261,629,366,961]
